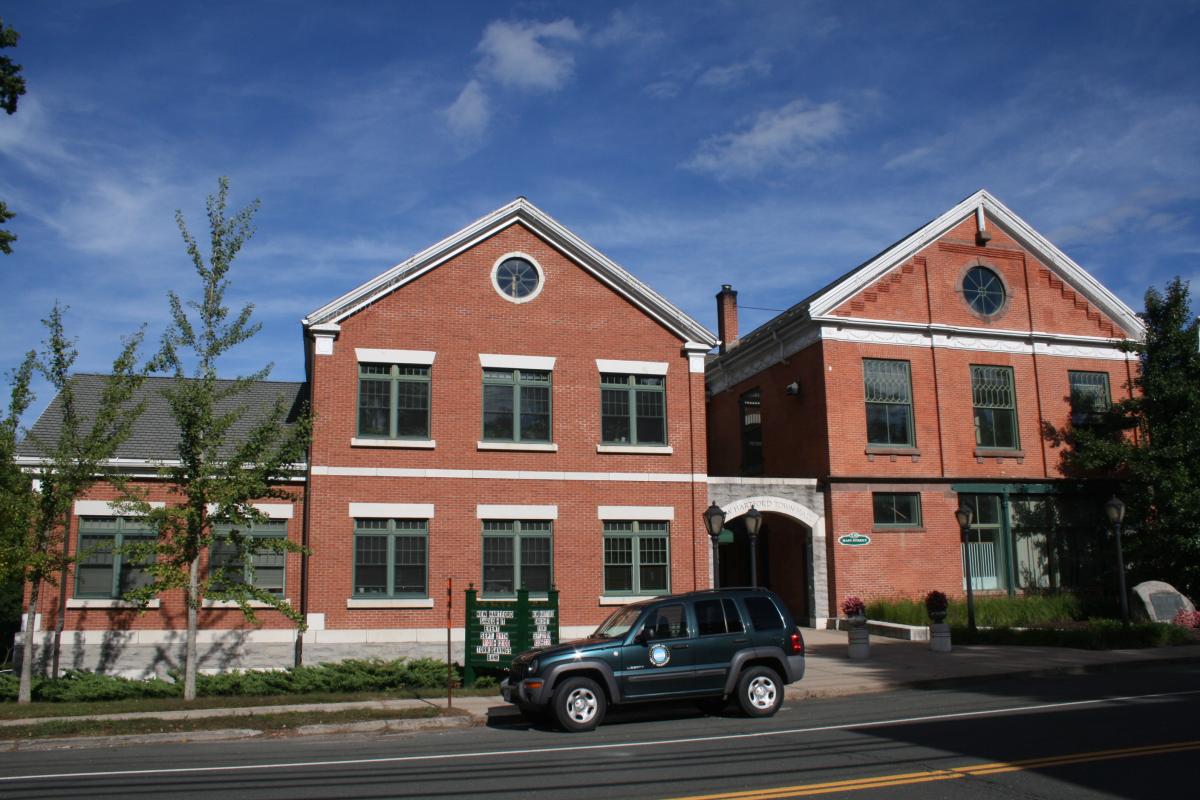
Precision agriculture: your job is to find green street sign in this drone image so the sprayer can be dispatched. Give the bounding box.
[838,533,871,546]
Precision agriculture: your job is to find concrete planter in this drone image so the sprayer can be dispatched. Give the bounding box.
[929,621,952,652]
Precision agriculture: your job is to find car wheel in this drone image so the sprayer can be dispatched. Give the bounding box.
[552,676,606,732]
[736,666,783,717]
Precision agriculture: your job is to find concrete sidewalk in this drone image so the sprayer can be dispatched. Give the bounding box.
[3,629,1198,749]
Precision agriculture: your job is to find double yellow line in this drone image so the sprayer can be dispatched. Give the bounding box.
[667,739,1200,799]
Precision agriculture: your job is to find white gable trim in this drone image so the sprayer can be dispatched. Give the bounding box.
[302,199,718,347]
[806,190,1144,338]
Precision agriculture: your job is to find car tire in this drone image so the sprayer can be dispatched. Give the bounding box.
[552,676,607,732]
[736,666,783,717]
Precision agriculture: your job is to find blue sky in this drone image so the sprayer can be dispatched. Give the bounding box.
[3,1,1199,416]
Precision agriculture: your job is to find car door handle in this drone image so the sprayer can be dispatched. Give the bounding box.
[672,644,689,650]
[733,638,749,643]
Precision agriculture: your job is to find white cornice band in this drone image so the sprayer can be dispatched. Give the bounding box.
[314,465,708,483]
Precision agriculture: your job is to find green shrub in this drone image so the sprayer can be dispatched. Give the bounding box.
[950,620,1192,649]
[868,593,1082,628]
[473,675,499,689]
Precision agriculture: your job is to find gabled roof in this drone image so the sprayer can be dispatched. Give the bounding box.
[734,189,1145,352]
[302,197,719,347]
[16,375,309,465]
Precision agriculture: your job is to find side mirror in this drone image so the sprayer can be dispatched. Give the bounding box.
[634,625,651,645]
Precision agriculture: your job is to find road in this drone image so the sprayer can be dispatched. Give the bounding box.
[1,664,1196,799]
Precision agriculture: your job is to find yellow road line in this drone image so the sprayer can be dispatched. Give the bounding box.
[666,739,1200,800]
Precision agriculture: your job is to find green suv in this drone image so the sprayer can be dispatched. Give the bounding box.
[500,588,805,732]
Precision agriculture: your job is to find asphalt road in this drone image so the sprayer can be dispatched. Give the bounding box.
[1,664,1197,800]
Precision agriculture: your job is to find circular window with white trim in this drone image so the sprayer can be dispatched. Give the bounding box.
[962,265,1006,316]
[491,254,545,303]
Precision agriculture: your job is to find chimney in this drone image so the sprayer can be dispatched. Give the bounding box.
[716,284,739,354]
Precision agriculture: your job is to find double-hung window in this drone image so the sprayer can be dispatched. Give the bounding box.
[75,516,155,598]
[601,373,666,445]
[358,363,430,439]
[603,521,669,595]
[740,389,763,473]
[1068,371,1111,426]
[864,359,914,447]
[482,369,551,442]
[482,520,552,596]
[353,519,428,597]
[971,365,1019,449]
[210,520,288,596]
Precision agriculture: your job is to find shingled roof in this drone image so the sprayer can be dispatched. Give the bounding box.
[15,374,309,464]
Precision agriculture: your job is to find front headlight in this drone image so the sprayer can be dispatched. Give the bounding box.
[526,658,539,674]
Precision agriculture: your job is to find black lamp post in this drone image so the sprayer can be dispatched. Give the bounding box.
[702,503,726,589]
[955,504,977,633]
[744,506,763,588]
[1104,495,1129,625]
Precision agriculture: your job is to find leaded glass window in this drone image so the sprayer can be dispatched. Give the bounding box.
[352,519,427,597]
[602,521,669,595]
[357,363,430,439]
[1069,371,1111,426]
[864,359,914,446]
[482,520,552,595]
[971,365,1018,449]
[601,373,666,445]
[963,266,1006,316]
[482,369,551,442]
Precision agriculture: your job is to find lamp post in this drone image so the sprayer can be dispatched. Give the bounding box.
[1104,495,1129,625]
[702,503,726,590]
[955,504,977,633]
[744,506,763,588]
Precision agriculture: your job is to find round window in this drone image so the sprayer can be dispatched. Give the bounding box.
[962,266,1006,316]
[493,256,542,301]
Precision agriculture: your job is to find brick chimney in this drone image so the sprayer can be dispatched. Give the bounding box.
[716,284,739,354]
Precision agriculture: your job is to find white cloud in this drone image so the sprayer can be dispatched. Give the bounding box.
[643,80,681,99]
[476,18,582,92]
[684,99,845,179]
[696,57,771,89]
[445,79,490,145]
[883,144,934,171]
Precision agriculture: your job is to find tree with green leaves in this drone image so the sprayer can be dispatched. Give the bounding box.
[1,17,27,255]
[122,177,311,701]
[1050,277,1200,600]
[1,304,144,703]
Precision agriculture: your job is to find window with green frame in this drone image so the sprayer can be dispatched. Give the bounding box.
[353,519,428,597]
[740,389,763,473]
[75,516,156,598]
[1068,370,1111,426]
[210,520,287,596]
[482,520,551,595]
[603,521,669,595]
[864,359,914,446]
[482,369,551,442]
[357,363,430,439]
[872,493,922,527]
[971,365,1018,448]
[600,373,666,445]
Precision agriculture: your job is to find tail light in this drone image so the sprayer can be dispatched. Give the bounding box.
[789,628,804,655]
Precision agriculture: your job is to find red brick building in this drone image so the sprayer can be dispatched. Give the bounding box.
[705,190,1143,625]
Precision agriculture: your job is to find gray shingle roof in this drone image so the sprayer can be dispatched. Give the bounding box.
[15,374,309,463]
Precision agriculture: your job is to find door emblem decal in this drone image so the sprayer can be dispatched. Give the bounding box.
[649,643,671,667]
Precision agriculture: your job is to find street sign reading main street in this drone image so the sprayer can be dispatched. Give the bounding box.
[838,533,871,546]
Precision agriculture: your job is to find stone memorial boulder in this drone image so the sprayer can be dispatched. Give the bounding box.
[1131,581,1195,623]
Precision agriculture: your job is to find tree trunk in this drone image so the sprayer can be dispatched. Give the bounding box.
[184,554,200,701]
[18,578,41,704]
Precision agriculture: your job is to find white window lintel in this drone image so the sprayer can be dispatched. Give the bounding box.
[595,359,669,375]
[476,504,558,520]
[479,353,556,371]
[355,348,436,365]
[349,502,435,519]
[598,505,675,521]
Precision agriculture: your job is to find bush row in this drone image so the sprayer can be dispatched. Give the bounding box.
[866,593,1084,628]
[0,657,458,703]
[949,620,1193,649]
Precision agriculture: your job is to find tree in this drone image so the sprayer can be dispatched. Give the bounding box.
[1052,277,1200,600]
[1,17,27,255]
[122,177,311,701]
[1,304,143,703]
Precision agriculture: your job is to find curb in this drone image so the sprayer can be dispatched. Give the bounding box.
[2,728,265,752]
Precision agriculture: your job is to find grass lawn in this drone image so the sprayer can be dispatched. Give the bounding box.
[0,686,499,721]
[0,705,453,740]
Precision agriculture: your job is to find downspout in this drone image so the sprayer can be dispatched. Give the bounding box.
[294,343,315,668]
[1021,254,1050,477]
[922,259,947,478]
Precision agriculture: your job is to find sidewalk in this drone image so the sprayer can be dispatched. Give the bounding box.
[4,630,1199,749]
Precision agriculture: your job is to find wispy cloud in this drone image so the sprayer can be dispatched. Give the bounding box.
[696,57,771,89]
[476,18,582,92]
[445,79,490,146]
[684,99,845,179]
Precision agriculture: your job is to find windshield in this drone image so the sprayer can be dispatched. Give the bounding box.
[592,605,646,638]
